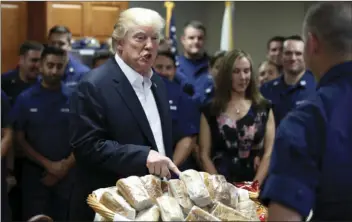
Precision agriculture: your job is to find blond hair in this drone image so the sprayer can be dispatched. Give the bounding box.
[112,7,165,50]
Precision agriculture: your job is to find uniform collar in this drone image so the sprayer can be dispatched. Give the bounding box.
[114,53,153,89]
[318,61,352,88]
[31,81,70,97]
[178,54,209,76]
[274,70,312,89]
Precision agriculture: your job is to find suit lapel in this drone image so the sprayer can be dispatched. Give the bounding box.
[151,75,173,158]
[108,59,157,149]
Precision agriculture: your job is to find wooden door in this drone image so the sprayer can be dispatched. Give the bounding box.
[46,1,86,40]
[1,2,27,73]
[85,2,129,42]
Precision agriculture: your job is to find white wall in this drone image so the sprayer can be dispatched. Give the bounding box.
[128,1,315,66]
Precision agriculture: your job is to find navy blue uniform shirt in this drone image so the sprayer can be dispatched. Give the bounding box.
[161,76,200,145]
[12,82,73,162]
[62,54,90,88]
[175,55,214,107]
[260,70,316,126]
[1,67,37,106]
[1,90,11,222]
[1,90,11,128]
[260,61,352,221]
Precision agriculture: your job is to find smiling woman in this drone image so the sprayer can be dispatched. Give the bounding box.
[199,49,275,186]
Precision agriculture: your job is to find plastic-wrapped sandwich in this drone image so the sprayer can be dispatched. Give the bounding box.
[227,182,239,208]
[135,205,160,221]
[140,175,163,203]
[185,206,221,221]
[156,196,184,221]
[99,190,136,220]
[199,172,215,200]
[210,175,231,205]
[116,176,153,211]
[211,201,250,221]
[180,170,212,207]
[238,199,260,221]
[168,179,194,215]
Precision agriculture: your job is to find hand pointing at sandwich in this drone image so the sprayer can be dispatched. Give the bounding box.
[146,150,181,179]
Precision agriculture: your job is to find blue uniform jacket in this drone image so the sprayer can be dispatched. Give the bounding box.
[11,82,73,162]
[260,70,316,126]
[161,75,200,145]
[175,55,214,107]
[260,61,352,220]
[1,67,37,106]
[62,54,90,88]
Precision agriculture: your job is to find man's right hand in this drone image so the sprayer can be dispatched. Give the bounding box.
[146,150,181,179]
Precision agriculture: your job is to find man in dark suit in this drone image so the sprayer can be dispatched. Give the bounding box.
[68,8,180,221]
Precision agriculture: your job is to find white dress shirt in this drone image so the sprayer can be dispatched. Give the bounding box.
[115,54,166,156]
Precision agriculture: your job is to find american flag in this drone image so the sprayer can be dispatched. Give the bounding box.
[168,10,179,66]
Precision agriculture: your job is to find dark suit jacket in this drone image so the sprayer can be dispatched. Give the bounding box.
[68,58,173,221]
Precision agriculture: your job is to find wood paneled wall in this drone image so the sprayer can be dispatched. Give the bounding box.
[1,1,128,73]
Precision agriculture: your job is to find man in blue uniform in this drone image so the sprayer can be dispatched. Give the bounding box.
[1,40,43,221]
[260,2,352,221]
[175,20,214,107]
[47,25,90,87]
[2,41,44,105]
[260,35,316,127]
[153,51,200,170]
[12,46,75,221]
[1,90,13,222]
[266,36,285,73]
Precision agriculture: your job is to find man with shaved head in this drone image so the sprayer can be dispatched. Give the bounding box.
[260,2,352,221]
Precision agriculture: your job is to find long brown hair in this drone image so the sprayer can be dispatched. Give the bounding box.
[211,49,268,115]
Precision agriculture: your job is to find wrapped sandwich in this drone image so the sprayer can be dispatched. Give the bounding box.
[199,172,215,200]
[161,180,169,194]
[185,206,221,221]
[99,191,136,220]
[227,182,239,208]
[135,205,160,221]
[141,175,163,203]
[156,196,184,221]
[168,179,194,215]
[237,188,250,202]
[180,170,212,207]
[210,175,231,205]
[211,201,250,221]
[237,199,260,221]
[116,176,153,211]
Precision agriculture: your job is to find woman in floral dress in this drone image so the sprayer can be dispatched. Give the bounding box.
[199,50,275,185]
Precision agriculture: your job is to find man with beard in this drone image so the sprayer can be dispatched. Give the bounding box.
[11,46,75,221]
[260,35,316,127]
[175,20,214,107]
[47,26,90,88]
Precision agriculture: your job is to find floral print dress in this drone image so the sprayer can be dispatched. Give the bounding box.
[202,102,271,182]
